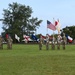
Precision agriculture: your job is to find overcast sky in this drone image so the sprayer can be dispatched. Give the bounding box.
[0,0,75,35]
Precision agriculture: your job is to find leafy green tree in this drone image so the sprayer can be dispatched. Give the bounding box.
[2,2,42,42]
[62,26,75,39]
[27,17,42,35]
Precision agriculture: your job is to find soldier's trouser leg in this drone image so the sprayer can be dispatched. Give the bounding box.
[1,44,3,49]
[53,44,55,50]
[51,44,54,50]
[0,44,3,50]
[10,43,12,49]
[46,43,49,50]
[62,42,65,50]
[57,43,60,50]
[7,43,10,49]
[51,44,53,50]
[52,43,55,50]
[39,43,42,50]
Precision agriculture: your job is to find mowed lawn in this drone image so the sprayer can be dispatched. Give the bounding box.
[0,44,75,75]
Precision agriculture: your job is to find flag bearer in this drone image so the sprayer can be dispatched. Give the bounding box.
[51,36,56,50]
[7,36,13,49]
[57,34,62,50]
[39,35,43,50]
[46,34,49,50]
[62,33,67,50]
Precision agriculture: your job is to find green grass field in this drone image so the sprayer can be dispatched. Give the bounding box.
[0,44,75,75]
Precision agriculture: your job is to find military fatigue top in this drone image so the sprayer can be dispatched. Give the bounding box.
[57,35,62,43]
[46,35,49,43]
[62,35,67,43]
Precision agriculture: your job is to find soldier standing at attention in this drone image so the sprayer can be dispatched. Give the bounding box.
[57,34,62,50]
[62,33,67,50]
[0,36,3,49]
[7,36,13,49]
[39,35,43,50]
[51,36,56,50]
[46,34,49,50]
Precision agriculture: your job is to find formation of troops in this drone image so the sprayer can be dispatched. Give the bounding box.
[0,33,67,50]
[39,33,67,50]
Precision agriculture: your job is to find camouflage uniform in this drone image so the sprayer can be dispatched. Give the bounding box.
[7,36,13,49]
[62,33,67,50]
[0,36,3,49]
[46,34,49,50]
[57,34,62,50]
[51,36,55,50]
[39,35,43,50]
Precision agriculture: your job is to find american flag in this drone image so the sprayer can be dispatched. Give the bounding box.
[47,20,56,31]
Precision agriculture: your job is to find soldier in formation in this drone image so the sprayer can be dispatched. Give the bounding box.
[46,34,49,50]
[51,36,56,50]
[0,36,3,49]
[62,33,67,50]
[39,35,43,50]
[7,36,13,49]
[57,34,62,50]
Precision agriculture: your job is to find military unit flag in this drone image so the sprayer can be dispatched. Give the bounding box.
[55,19,61,33]
[15,34,20,42]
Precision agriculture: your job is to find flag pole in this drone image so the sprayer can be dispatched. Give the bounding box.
[47,27,48,34]
[47,20,48,34]
[53,18,55,36]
